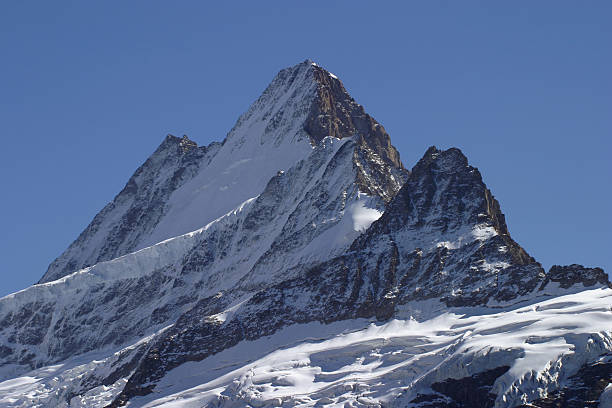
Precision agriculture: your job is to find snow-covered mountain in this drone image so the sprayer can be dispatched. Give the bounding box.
[1,60,610,408]
[39,60,404,284]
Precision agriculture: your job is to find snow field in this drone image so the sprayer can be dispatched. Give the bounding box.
[117,288,612,408]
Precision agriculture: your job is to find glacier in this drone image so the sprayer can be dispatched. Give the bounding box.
[0,60,609,407]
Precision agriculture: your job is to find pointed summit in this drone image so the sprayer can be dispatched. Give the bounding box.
[4,61,609,408]
[230,59,403,170]
[373,146,518,244]
[350,146,544,306]
[40,60,408,283]
[306,62,403,170]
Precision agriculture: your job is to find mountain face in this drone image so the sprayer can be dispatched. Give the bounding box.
[39,60,404,284]
[1,61,609,408]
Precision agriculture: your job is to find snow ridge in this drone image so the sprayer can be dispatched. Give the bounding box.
[1,61,609,408]
[41,60,321,284]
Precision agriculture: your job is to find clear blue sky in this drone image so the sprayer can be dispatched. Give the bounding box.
[1,2,610,297]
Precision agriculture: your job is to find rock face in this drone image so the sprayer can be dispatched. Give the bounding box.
[40,134,220,283]
[412,366,511,408]
[351,146,544,307]
[305,64,402,168]
[40,59,406,285]
[305,63,406,202]
[0,60,610,408]
[541,264,612,290]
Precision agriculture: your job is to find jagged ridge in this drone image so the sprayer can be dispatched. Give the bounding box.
[109,146,609,405]
[40,59,407,284]
[0,61,608,408]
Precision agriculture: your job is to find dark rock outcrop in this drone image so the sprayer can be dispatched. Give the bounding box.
[305,62,407,202]
[353,146,545,306]
[540,264,611,290]
[518,354,612,408]
[411,365,511,408]
[305,63,403,169]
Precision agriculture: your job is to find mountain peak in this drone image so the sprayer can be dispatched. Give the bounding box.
[283,58,331,73]
[389,146,513,238]
[362,146,537,269]
[158,134,199,153]
[417,146,469,171]
[4,61,611,408]
[39,61,408,283]
[220,59,403,168]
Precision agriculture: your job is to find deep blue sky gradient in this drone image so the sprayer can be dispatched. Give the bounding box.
[1,1,610,296]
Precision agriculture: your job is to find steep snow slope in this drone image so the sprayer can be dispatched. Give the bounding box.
[40,61,317,283]
[0,134,397,376]
[41,134,220,284]
[41,59,405,284]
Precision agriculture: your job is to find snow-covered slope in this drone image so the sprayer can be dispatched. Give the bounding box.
[1,60,609,407]
[118,288,612,408]
[1,289,610,407]
[40,61,318,284]
[0,134,397,375]
[41,59,404,284]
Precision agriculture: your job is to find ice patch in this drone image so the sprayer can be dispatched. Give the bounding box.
[349,200,383,232]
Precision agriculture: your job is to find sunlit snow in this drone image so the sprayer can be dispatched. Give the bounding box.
[3,289,607,407]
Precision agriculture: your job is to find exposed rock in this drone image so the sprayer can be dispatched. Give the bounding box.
[0,61,607,408]
[411,366,510,408]
[517,354,611,408]
[305,62,407,202]
[305,63,403,169]
[353,146,544,306]
[540,264,611,290]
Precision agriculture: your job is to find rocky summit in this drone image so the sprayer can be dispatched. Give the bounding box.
[0,60,610,408]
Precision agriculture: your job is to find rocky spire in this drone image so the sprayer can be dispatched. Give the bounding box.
[304,61,403,169]
[301,60,408,201]
[366,147,528,254]
[352,146,545,306]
